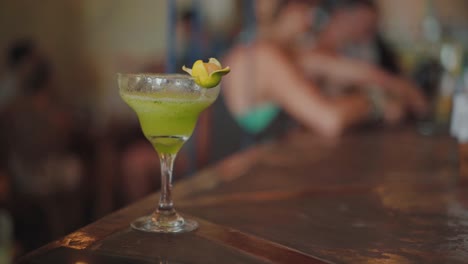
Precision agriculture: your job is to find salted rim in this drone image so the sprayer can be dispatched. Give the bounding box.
[117,73,194,80]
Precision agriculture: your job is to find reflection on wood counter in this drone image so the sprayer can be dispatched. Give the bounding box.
[20,127,468,264]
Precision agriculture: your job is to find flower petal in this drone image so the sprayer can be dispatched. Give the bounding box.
[191,60,208,80]
[182,58,229,88]
[209,66,230,77]
[208,57,221,67]
[182,65,192,75]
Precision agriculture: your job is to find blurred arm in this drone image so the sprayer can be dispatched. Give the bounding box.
[223,43,373,138]
[297,51,428,116]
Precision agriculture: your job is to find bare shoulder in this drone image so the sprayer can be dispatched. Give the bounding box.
[255,41,291,65]
[224,41,287,65]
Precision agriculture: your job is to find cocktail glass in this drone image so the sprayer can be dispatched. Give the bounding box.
[118,73,220,233]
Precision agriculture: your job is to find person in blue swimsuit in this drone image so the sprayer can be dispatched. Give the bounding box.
[222,0,427,139]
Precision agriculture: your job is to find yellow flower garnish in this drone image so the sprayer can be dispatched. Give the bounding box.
[182,58,230,88]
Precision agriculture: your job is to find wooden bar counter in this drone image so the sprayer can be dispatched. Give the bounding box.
[20,127,468,263]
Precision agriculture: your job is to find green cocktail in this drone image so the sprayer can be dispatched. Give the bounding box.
[121,93,214,154]
[118,73,220,233]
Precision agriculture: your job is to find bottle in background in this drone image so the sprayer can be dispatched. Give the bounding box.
[451,55,468,183]
[435,41,464,127]
[460,141,468,183]
[415,0,465,135]
[0,209,13,264]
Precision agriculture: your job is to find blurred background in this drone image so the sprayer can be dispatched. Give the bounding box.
[0,0,467,260]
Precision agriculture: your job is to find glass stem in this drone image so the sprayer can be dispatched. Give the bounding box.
[158,153,176,213]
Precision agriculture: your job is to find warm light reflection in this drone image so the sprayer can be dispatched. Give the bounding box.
[374,172,451,213]
[362,253,413,264]
[321,249,414,264]
[60,231,97,249]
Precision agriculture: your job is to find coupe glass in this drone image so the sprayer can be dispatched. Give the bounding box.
[118,73,220,233]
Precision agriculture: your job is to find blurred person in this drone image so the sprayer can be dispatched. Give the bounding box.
[0,39,84,254]
[222,0,427,139]
[0,41,33,114]
[296,0,426,116]
[2,39,81,196]
[0,40,39,199]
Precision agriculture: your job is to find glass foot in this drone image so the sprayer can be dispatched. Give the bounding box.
[131,215,198,233]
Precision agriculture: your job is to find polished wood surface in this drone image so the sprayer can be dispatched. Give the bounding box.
[20,127,468,264]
